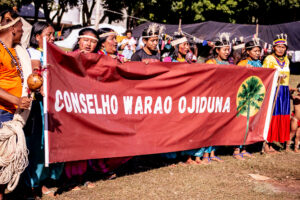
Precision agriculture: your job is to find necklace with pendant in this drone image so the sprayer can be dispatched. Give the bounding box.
[0,39,24,84]
[274,55,285,68]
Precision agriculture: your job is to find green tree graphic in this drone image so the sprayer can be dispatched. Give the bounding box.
[237,77,265,144]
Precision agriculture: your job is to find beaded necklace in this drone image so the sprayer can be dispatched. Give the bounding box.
[0,39,23,83]
[273,54,285,69]
[215,58,229,65]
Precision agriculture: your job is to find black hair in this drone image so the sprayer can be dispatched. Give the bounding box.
[142,27,160,41]
[73,27,100,53]
[228,40,245,64]
[29,21,52,49]
[125,30,132,35]
[0,9,20,33]
[168,34,188,61]
[97,28,114,49]
[238,41,262,62]
[272,38,288,57]
[206,40,231,61]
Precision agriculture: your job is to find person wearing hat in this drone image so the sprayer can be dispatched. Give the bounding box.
[0,9,32,199]
[206,33,231,65]
[98,28,126,62]
[238,38,262,67]
[202,33,233,163]
[131,23,164,62]
[161,33,208,165]
[163,33,190,62]
[263,34,295,153]
[230,37,245,65]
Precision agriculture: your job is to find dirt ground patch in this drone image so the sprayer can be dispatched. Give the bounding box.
[36,151,300,200]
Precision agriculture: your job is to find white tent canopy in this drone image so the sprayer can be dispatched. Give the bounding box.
[55,23,126,50]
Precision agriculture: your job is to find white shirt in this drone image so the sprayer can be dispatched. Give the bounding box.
[121,37,136,50]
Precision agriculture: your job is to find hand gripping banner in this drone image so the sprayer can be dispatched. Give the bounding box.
[45,43,277,164]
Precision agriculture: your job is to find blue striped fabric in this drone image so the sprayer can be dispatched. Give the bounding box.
[273,85,290,116]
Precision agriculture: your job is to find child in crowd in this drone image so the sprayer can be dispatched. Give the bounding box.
[287,84,300,152]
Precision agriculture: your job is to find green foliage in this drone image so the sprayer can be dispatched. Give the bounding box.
[236,77,264,117]
[6,0,300,28]
[0,0,24,11]
[120,0,300,27]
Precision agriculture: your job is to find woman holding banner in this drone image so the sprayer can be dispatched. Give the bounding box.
[203,33,232,162]
[64,28,100,190]
[97,28,125,62]
[232,38,264,159]
[238,38,262,68]
[81,28,132,179]
[163,33,189,62]
[263,34,293,153]
[25,21,64,198]
[163,33,207,165]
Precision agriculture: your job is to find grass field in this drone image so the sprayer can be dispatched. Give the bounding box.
[40,151,300,200]
[6,75,299,200]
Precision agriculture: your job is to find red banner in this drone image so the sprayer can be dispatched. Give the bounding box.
[46,43,277,163]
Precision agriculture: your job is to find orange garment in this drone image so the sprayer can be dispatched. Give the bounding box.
[205,59,217,64]
[0,44,22,113]
[237,59,248,66]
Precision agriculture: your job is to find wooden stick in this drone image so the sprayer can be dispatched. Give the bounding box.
[261,76,282,153]
[178,19,182,34]
[256,19,259,38]
[60,24,64,34]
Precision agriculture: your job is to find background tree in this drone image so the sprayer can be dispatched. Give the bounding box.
[80,0,96,26]
[2,0,299,29]
[102,0,300,28]
[99,0,125,24]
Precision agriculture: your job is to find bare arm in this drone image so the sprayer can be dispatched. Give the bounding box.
[0,88,31,109]
[31,60,41,71]
[120,42,128,50]
[0,88,19,105]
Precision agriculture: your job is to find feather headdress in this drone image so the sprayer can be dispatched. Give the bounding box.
[143,23,165,38]
[273,33,288,46]
[246,37,261,49]
[232,36,245,50]
[214,32,230,47]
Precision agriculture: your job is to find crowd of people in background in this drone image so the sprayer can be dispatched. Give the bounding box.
[0,7,300,200]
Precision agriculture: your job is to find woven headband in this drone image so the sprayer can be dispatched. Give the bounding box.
[171,37,188,46]
[232,43,245,50]
[273,39,287,46]
[99,32,117,38]
[142,34,160,38]
[246,45,261,49]
[214,44,230,48]
[78,35,98,41]
[0,17,21,31]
